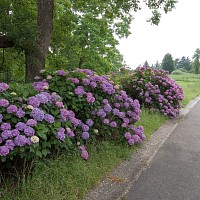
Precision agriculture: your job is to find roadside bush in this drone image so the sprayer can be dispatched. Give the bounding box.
[0,68,145,161]
[118,67,184,118]
[0,83,89,161]
[34,69,145,146]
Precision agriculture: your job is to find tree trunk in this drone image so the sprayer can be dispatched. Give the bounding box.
[0,35,14,48]
[25,48,45,82]
[25,0,54,82]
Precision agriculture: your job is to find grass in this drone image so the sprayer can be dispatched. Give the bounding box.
[1,73,200,200]
[171,73,200,107]
[1,109,167,200]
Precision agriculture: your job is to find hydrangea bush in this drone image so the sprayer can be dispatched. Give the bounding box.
[0,68,145,162]
[34,69,145,146]
[0,83,90,161]
[118,67,184,118]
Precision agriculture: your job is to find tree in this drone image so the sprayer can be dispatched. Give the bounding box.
[176,56,191,71]
[0,0,178,82]
[192,48,200,74]
[162,53,174,73]
[144,60,150,68]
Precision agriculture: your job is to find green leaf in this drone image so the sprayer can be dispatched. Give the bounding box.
[37,132,47,140]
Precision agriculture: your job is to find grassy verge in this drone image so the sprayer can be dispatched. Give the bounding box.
[1,73,200,200]
[1,109,167,200]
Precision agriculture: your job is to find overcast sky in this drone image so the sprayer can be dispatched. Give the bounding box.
[117,0,200,69]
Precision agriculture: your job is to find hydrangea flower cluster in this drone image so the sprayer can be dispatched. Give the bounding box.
[0,83,90,160]
[35,68,145,147]
[120,67,184,118]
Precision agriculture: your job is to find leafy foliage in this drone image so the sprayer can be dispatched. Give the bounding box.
[0,0,178,82]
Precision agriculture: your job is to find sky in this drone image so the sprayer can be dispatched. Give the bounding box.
[117,0,200,69]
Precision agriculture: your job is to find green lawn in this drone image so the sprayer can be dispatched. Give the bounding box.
[1,73,200,200]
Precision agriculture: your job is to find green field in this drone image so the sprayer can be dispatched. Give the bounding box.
[2,73,200,200]
[171,73,200,107]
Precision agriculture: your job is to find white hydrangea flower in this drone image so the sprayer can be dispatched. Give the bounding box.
[94,129,99,134]
[31,136,39,143]
[42,86,49,90]
[27,105,33,110]
[46,75,52,80]
[10,92,17,95]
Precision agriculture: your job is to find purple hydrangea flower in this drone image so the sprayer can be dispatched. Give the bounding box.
[51,93,62,103]
[56,127,66,141]
[109,121,117,127]
[1,123,11,131]
[123,118,129,124]
[103,118,109,124]
[40,92,52,101]
[16,108,25,118]
[121,123,127,128]
[132,135,141,142]
[67,78,80,84]
[97,109,106,118]
[104,104,112,112]
[114,103,121,108]
[56,101,64,108]
[0,99,9,107]
[124,132,132,140]
[82,78,90,85]
[66,130,75,138]
[86,119,94,127]
[7,105,18,113]
[24,126,35,136]
[90,81,97,88]
[5,140,15,150]
[128,139,135,145]
[44,114,55,123]
[112,108,119,115]
[11,129,20,137]
[57,70,66,76]
[86,93,95,103]
[102,99,109,104]
[0,114,3,123]
[35,93,49,104]
[82,124,90,132]
[0,146,9,156]
[82,132,89,140]
[30,108,44,121]
[1,130,12,140]
[27,96,41,108]
[14,135,27,146]
[74,86,86,96]
[0,83,9,93]
[26,119,37,127]
[70,117,79,127]
[15,122,26,131]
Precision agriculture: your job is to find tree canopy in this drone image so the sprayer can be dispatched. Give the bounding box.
[0,0,178,82]
[192,48,200,74]
[162,53,174,74]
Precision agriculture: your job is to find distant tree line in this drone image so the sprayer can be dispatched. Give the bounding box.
[144,48,200,74]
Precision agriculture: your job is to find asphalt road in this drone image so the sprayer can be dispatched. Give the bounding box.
[125,100,200,200]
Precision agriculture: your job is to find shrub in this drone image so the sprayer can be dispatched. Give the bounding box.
[34,69,145,146]
[0,83,89,161]
[118,67,184,118]
[171,69,187,75]
[0,68,145,161]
